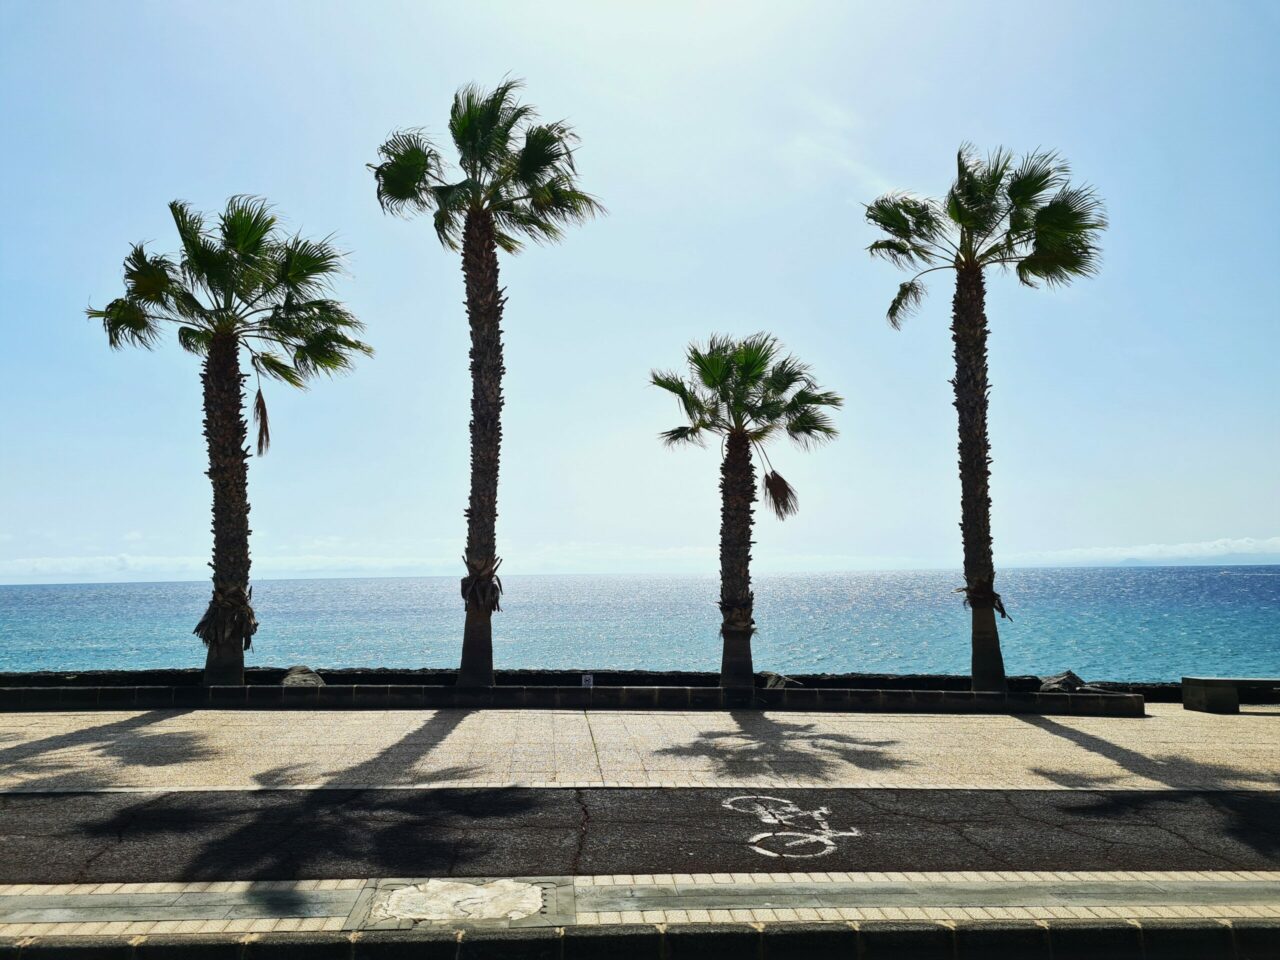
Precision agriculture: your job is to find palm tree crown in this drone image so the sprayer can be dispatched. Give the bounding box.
[866,145,1107,327]
[369,78,603,252]
[87,197,371,452]
[652,333,843,518]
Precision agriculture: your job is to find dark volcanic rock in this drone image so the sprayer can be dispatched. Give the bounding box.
[1041,670,1088,693]
[282,665,325,686]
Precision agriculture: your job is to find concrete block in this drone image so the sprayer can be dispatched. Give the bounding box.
[1046,919,1144,960]
[858,921,954,959]
[459,926,562,959]
[954,920,1050,958]
[206,685,245,708]
[665,922,762,959]
[1232,919,1280,960]
[1137,919,1234,959]
[761,921,856,958]
[562,924,662,959]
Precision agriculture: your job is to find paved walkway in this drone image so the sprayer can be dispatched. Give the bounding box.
[1,704,1277,792]
[1,705,1277,949]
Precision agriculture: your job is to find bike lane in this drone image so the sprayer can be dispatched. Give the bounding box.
[2,786,1277,883]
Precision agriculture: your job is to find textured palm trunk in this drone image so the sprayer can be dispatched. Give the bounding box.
[950,265,1007,692]
[457,210,505,688]
[194,333,257,685]
[719,431,757,689]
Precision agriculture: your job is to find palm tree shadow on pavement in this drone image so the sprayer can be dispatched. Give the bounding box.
[78,709,549,892]
[1016,714,1280,859]
[0,710,210,794]
[654,710,911,782]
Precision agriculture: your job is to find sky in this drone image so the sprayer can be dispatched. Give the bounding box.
[0,0,1277,584]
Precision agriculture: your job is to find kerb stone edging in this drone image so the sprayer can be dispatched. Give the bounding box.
[0,685,1145,717]
[1,918,1277,958]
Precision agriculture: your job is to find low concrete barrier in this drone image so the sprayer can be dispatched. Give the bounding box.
[0,684,1145,716]
[0,918,1274,958]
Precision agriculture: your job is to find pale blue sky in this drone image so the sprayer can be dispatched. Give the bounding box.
[1,0,1277,584]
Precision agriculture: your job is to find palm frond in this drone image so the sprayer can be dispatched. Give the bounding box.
[762,470,798,520]
[219,196,276,258]
[733,333,779,387]
[651,370,711,423]
[946,144,1011,237]
[87,298,162,349]
[176,325,213,354]
[251,351,305,387]
[886,279,926,329]
[370,129,444,216]
[1015,185,1107,287]
[270,235,345,297]
[252,387,270,455]
[660,424,707,447]
[450,78,533,177]
[784,407,839,447]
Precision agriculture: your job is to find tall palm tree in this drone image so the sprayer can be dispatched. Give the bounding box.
[865,146,1106,692]
[653,334,843,689]
[370,78,602,688]
[88,197,371,685]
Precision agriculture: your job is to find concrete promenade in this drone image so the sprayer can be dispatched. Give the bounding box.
[0,705,1277,954]
[2,704,1277,792]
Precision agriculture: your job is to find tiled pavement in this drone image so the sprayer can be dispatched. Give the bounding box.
[1,705,1277,947]
[1,704,1277,793]
[2,871,1280,938]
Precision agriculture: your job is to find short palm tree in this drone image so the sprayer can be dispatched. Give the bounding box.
[88,197,371,685]
[865,146,1106,692]
[653,334,843,689]
[370,78,602,688]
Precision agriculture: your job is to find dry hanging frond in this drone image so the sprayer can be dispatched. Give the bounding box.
[762,470,798,520]
[253,388,271,456]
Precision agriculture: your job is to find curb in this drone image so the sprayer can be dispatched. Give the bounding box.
[0,685,1145,717]
[3,919,1277,958]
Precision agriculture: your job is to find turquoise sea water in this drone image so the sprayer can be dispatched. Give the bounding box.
[0,567,1277,682]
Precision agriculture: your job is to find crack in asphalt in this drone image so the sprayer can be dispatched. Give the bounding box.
[570,788,590,875]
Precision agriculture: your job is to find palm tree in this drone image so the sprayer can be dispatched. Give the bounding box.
[370,79,602,688]
[652,334,843,689]
[865,146,1106,692]
[88,197,371,685]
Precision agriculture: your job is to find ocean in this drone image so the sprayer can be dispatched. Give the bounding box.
[0,567,1277,682]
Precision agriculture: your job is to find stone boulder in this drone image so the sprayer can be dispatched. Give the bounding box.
[1040,670,1108,694]
[281,665,326,687]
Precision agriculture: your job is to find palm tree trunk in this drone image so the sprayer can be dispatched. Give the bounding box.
[194,332,257,685]
[719,431,756,689]
[951,265,1007,692]
[457,210,505,688]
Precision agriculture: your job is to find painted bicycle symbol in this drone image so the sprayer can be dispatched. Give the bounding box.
[722,795,862,858]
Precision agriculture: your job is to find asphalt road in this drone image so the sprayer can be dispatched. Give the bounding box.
[1,788,1277,883]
